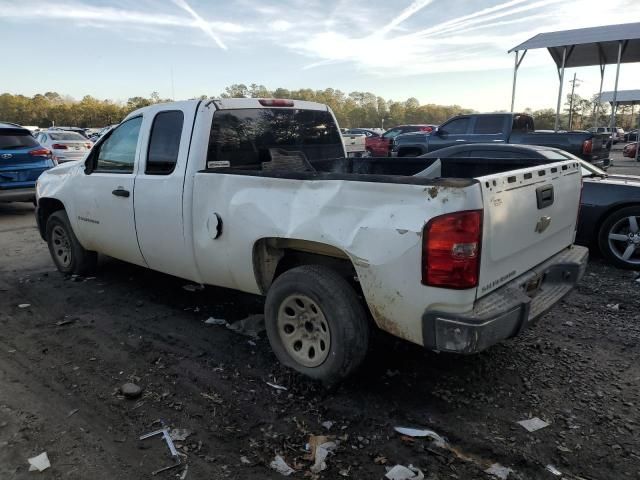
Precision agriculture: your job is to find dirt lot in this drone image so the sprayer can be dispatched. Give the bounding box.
[1,153,639,480]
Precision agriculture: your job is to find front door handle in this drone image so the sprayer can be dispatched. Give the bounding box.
[455,139,466,142]
[112,188,130,198]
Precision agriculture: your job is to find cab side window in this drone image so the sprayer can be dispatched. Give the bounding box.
[441,118,470,135]
[94,117,142,173]
[146,111,184,175]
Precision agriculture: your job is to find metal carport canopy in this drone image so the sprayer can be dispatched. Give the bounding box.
[599,89,640,106]
[508,22,640,131]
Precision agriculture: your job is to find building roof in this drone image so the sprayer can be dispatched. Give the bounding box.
[509,22,640,68]
[599,89,640,105]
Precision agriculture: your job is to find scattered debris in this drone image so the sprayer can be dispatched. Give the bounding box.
[179,465,189,480]
[182,284,204,292]
[394,426,447,447]
[225,314,265,339]
[321,420,334,430]
[204,317,226,326]
[27,452,50,472]
[169,428,192,442]
[484,463,512,479]
[563,321,574,327]
[306,435,337,474]
[269,455,295,476]
[607,303,620,311]
[139,422,182,475]
[56,318,75,327]
[546,464,562,476]
[18,304,31,309]
[385,464,424,480]
[120,382,143,399]
[517,417,549,432]
[67,408,79,418]
[240,456,251,465]
[266,381,288,391]
[374,455,388,465]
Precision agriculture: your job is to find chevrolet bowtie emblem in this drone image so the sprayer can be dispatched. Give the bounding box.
[535,216,552,233]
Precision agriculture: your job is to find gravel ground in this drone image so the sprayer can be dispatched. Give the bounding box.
[1,153,639,479]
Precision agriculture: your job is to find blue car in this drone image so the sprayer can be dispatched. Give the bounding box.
[0,122,55,203]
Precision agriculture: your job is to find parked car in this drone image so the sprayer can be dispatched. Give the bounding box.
[0,122,55,203]
[36,130,93,163]
[49,126,91,139]
[420,143,640,269]
[89,125,117,142]
[35,98,587,382]
[623,142,638,159]
[588,126,625,145]
[367,124,437,156]
[392,113,610,168]
[624,129,638,142]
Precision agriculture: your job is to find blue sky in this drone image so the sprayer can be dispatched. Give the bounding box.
[1,0,639,111]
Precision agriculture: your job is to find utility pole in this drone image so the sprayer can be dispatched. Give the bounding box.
[568,73,582,130]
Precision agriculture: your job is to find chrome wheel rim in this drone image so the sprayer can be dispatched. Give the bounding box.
[277,294,330,368]
[51,225,72,268]
[608,215,640,265]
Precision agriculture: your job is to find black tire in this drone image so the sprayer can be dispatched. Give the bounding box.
[46,210,97,275]
[598,206,640,270]
[265,265,370,384]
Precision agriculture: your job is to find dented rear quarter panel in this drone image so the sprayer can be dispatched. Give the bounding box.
[191,173,484,346]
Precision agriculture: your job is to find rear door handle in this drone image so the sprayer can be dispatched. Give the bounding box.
[455,139,466,142]
[112,188,130,198]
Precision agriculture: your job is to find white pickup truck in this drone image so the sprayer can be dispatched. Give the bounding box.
[36,98,588,382]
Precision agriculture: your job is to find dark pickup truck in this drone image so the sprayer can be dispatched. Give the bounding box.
[391,113,610,168]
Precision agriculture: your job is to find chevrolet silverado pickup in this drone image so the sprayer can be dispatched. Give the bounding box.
[392,113,610,169]
[35,98,588,382]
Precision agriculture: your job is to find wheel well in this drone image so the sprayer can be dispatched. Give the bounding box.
[37,198,65,239]
[253,238,359,294]
[593,202,640,247]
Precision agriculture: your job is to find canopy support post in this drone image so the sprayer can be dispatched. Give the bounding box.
[594,43,606,128]
[554,47,567,132]
[510,49,526,112]
[608,41,623,136]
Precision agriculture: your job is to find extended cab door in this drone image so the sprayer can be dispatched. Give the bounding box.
[429,116,471,152]
[73,116,146,266]
[133,102,199,280]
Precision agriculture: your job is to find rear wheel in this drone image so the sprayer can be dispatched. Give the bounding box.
[265,265,369,383]
[598,206,640,269]
[46,210,97,275]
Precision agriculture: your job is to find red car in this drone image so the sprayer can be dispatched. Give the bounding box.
[366,125,436,157]
[623,142,638,160]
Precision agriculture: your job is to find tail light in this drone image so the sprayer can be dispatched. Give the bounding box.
[420,126,434,132]
[85,143,92,149]
[422,210,483,289]
[582,139,592,155]
[259,99,294,107]
[29,148,51,158]
[52,143,68,150]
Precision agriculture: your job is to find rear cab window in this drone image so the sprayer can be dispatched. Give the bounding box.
[207,108,342,168]
[146,110,184,175]
[0,129,39,150]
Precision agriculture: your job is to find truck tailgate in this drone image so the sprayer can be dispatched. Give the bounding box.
[476,160,581,297]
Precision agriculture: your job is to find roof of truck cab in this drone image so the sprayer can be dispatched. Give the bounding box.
[420,143,556,158]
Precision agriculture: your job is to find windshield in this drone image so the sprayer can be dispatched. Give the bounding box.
[207,108,343,167]
[48,132,87,141]
[0,130,39,149]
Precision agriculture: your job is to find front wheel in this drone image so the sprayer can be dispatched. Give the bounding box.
[598,206,640,269]
[265,265,370,383]
[46,210,97,275]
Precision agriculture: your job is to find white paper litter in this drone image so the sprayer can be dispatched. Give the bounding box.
[485,463,513,479]
[321,420,334,430]
[182,284,204,292]
[546,464,562,476]
[269,455,295,476]
[225,314,265,339]
[517,417,549,432]
[28,452,50,472]
[394,426,446,447]
[18,304,31,309]
[266,381,288,391]
[385,464,424,480]
[310,441,337,473]
[169,428,191,441]
[204,317,227,325]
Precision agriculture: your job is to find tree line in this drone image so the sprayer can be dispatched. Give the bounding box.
[0,84,636,131]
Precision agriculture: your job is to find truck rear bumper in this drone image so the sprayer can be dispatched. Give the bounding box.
[422,245,588,353]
